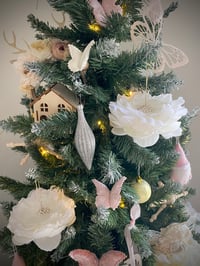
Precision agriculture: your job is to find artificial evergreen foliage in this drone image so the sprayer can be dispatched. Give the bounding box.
[0,1,199,265]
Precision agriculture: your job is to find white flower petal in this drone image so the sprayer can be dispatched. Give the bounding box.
[134,133,160,147]
[12,235,32,246]
[34,234,61,251]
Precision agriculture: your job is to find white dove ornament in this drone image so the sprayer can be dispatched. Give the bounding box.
[68,40,95,72]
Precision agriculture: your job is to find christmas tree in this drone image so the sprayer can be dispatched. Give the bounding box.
[1,0,200,265]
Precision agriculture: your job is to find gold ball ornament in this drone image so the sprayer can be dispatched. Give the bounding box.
[132,176,151,203]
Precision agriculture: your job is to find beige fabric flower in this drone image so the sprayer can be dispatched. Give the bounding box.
[150,223,200,266]
[30,39,52,61]
[13,53,41,96]
[7,187,76,251]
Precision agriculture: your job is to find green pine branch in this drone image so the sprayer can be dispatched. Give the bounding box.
[87,223,115,255]
[101,13,131,41]
[0,115,33,137]
[0,228,13,255]
[0,202,14,219]
[47,0,92,27]
[31,111,76,141]
[131,225,153,259]
[148,72,181,95]
[180,109,199,145]
[18,242,53,266]
[163,1,179,18]
[27,14,74,41]
[0,176,33,200]
[25,60,72,87]
[113,135,159,168]
[32,0,98,43]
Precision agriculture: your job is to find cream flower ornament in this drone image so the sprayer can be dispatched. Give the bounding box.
[13,53,41,97]
[109,92,187,147]
[7,187,76,251]
[29,39,52,61]
[150,223,200,266]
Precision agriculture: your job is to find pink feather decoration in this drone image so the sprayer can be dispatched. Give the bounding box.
[101,0,123,16]
[69,249,126,266]
[12,253,26,266]
[171,142,192,185]
[92,176,126,210]
[87,0,122,26]
[87,0,107,26]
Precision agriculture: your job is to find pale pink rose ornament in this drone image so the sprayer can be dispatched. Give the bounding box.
[51,39,70,60]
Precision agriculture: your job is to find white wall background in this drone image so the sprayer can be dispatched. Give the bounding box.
[0,0,199,263]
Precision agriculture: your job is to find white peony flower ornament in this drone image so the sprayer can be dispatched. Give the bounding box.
[109,92,187,147]
[7,187,76,251]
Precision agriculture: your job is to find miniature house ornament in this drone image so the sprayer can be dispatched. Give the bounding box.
[30,84,78,122]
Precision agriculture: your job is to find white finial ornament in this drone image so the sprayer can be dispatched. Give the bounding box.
[74,104,96,170]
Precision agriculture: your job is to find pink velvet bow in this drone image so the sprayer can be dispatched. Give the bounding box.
[69,249,127,266]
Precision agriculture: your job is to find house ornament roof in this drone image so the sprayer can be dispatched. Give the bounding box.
[30,84,79,108]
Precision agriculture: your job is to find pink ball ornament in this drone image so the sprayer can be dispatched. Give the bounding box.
[171,142,192,185]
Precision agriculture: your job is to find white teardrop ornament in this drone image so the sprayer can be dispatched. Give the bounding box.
[74,104,96,170]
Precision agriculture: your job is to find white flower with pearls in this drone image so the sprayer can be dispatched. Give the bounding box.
[109,92,187,147]
[7,187,76,251]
